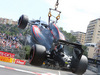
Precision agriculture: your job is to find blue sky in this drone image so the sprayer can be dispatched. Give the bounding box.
[0,0,50,21]
[0,0,100,33]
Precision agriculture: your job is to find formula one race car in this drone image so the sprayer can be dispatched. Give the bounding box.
[18,0,88,75]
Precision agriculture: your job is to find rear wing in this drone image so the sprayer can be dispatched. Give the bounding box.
[58,40,84,60]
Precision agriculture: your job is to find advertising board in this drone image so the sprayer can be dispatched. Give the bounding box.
[15,59,26,65]
[0,51,15,58]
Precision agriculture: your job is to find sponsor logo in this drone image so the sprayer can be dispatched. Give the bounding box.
[0,51,15,58]
[15,59,26,65]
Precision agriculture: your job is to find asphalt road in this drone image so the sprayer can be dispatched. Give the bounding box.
[0,61,97,75]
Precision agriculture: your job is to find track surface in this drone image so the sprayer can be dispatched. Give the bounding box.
[0,61,96,75]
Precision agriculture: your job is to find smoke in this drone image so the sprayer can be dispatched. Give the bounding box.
[26,35,31,43]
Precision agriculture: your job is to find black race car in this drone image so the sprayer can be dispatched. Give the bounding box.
[18,1,88,74]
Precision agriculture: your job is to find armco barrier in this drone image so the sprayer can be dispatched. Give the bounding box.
[88,58,100,65]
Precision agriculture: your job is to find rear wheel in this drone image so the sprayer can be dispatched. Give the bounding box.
[29,44,46,66]
[18,15,28,29]
[71,55,88,75]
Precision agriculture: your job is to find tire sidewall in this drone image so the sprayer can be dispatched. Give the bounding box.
[29,44,46,66]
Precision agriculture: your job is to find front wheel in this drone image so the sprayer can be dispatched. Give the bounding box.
[71,55,88,75]
[29,44,46,66]
[18,15,28,29]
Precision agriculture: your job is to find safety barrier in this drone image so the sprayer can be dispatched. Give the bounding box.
[0,51,26,65]
[88,58,100,65]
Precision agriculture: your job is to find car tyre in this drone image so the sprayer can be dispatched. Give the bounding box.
[29,44,46,66]
[18,15,28,29]
[71,55,88,75]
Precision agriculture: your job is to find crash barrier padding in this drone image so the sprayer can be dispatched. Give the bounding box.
[0,51,15,58]
[0,51,26,65]
[88,58,100,65]
[15,59,26,65]
[0,56,13,63]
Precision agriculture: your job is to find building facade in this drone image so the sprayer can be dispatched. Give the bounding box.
[85,18,100,44]
[85,43,96,58]
[93,41,100,60]
[85,18,100,58]
[71,31,86,45]
[0,17,17,25]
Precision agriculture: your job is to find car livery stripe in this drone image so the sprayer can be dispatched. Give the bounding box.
[32,25,42,39]
[32,25,37,38]
[53,24,65,40]
[0,65,57,75]
[59,32,66,40]
[53,24,60,38]
[50,30,56,39]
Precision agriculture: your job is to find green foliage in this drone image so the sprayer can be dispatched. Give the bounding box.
[24,45,31,59]
[82,45,88,56]
[0,24,23,35]
[59,27,77,42]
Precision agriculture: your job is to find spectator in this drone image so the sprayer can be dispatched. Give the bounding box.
[0,33,22,50]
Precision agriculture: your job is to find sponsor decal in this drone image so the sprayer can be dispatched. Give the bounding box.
[0,56,13,63]
[0,51,26,65]
[0,51,15,58]
[15,59,26,65]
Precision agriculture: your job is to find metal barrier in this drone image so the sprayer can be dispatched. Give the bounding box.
[88,58,100,65]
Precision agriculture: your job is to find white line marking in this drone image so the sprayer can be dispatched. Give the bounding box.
[15,68,34,74]
[0,65,36,74]
[0,65,5,68]
[0,65,57,75]
[58,71,61,75]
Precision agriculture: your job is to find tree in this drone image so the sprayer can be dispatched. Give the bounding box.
[0,24,24,36]
[82,45,88,56]
[24,45,31,59]
[59,27,77,42]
